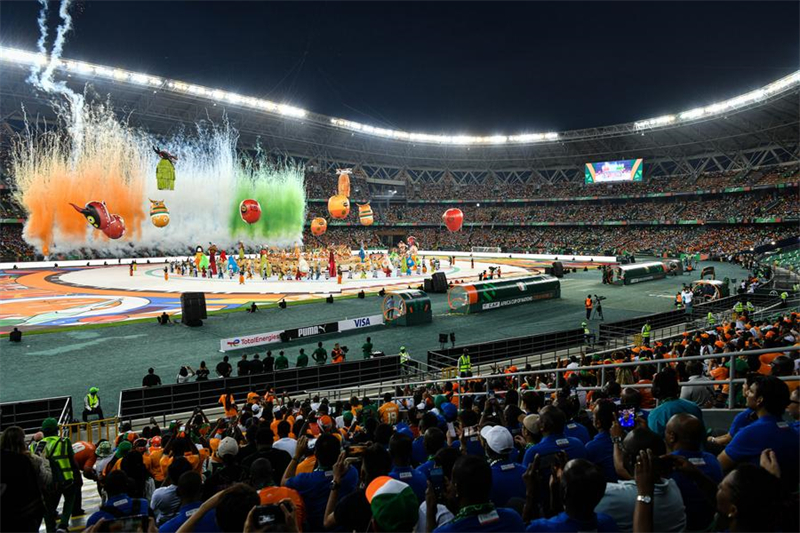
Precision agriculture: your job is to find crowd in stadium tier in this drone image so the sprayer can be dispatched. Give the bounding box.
[406,167,798,201]
[3,311,798,532]
[305,172,370,200]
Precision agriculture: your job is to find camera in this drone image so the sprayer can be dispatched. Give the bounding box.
[618,408,635,429]
[253,505,285,527]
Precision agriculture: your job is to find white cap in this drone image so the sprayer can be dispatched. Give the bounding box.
[480,425,514,454]
[217,436,239,458]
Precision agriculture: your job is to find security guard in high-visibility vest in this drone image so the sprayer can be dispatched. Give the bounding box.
[733,301,744,314]
[707,312,716,327]
[82,386,104,422]
[36,417,79,532]
[582,321,594,346]
[641,322,652,347]
[399,346,416,375]
[745,301,755,313]
[458,349,472,378]
[781,291,789,307]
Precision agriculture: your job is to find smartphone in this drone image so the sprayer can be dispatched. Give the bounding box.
[97,514,149,532]
[346,444,367,456]
[253,505,285,527]
[618,408,635,429]
[307,438,318,450]
[429,466,445,499]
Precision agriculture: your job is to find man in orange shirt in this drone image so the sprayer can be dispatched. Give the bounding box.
[585,295,593,320]
[378,392,400,425]
[331,344,345,364]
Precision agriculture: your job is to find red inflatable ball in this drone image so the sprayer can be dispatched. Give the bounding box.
[442,208,464,232]
[239,199,262,225]
[102,214,126,239]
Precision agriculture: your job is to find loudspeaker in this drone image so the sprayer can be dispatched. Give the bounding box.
[431,272,448,293]
[552,262,564,278]
[424,278,433,292]
[181,292,207,326]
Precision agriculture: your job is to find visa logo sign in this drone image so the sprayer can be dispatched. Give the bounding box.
[353,317,371,327]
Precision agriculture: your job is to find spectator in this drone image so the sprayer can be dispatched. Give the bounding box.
[322,444,392,531]
[35,417,79,532]
[203,437,244,499]
[180,483,260,532]
[275,350,289,370]
[282,435,359,531]
[388,432,428,503]
[313,342,328,365]
[522,406,586,467]
[585,400,618,483]
[432,455,525,532]
[263,351,275,373]
[237,354,249,376]
[679,361,714,407]
[0,426,46,532]
[295,348,308,368]
[416,428,448,480]
[249,354,264,375]
[664,413,723,531]
[176,366,195,384]
[86,470,149,527]
[646,369,703,438]
[9,327,22,342]
[143,367,162,387]
[523,458,617,532]
[251,458,305,531]
[158,471,219,532]
[481,425,526,507]
[273,420,298,458]
[718,375,799,489]
[595,427,686,532]
[151,457,192,526]
[240,426,292,481]
[418,447,460,532]
[715,463,782,532]
[194,361,210,381]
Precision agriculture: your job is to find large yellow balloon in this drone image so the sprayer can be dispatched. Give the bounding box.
[328,195,351,219]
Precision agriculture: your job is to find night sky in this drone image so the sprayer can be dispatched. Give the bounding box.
[1,1,797,133]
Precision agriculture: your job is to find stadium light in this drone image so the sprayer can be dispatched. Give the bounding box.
[0,44,797,144]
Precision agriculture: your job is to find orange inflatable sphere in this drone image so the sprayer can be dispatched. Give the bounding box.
[73,440,97,470]
[311,217,328,236]
[327,195,350,219]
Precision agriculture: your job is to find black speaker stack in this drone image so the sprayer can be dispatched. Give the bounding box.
[431,272,448,293]
[181,292,207,327]
[551,261,564,278]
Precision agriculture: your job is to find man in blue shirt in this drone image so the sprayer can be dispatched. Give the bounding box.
[159,471,219,532]
[416,427,447,481]
[664,413,723,531]
[585,400,617,483]
[282,434,359,531]
[413,412,439,465]
[481,425,526,507]
[86,470,150,527]
[433,456,525,532]
[719,375,799,491]
[647,369,703,438]
[388,433,428,502]
[525,459,617,532]
[556,395,591,444]
[523,406,586,468]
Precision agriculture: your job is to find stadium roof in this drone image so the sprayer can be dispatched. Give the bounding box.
[1,46,798,182]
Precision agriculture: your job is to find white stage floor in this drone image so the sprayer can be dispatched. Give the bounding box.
[57,260,529,295]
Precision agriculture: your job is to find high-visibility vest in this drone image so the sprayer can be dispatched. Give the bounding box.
[86,394,99,409]
[781,292,788,300]
[733,302,744,313]
[707,312,715,326]
[458,354,471,373]
[746,302,755,312]
[585,298,592,309]
[400,350,410,364]
[42,435,74,483]
[641,324,651,338]
[583,326,590,336]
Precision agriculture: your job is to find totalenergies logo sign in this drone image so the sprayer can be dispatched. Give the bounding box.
[220,331,282,352]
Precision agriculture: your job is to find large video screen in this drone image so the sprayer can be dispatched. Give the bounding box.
[585,158,643,184]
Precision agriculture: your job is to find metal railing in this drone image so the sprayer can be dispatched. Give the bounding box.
[62,417,119,443]
[0,396,73,434]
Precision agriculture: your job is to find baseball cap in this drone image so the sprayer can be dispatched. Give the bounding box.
[366,477,419,532]
[480,425,514,454]
[217,436,239,458]
[522,414,541,435]
[115,440,132,459]
[95,440,113,458]
[319,415,333,429]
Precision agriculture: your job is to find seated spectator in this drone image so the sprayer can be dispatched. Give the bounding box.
[718,375,799,490]
[388,432,428,502]
[365,476,420,533]
[86,470,149,527]
[595,428,686,532]
[179,483,260,532]
[522,406,586,467]
[282,435,359,531]
[481,425,526,507]
[416,427,448,480]
[679,361,714,407]
[151,457,192,526]
[323,443,392,531]
[647,369,703,438]
[523,458,617,532]
[273,420,298,458]
[158,471,219,532]
[9,327,22,342]
[432,455,525,532]
[715,464,781,532]
[418,447,461,532]
[251,458,305,531]
[240,426,292,481]
[203,437,244,499]
[664,413,723,531]
[585,400,618,483]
